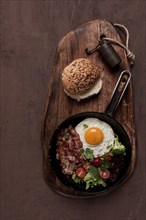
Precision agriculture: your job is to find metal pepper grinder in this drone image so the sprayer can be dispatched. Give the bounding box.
[86,39,122,69]
[97,39,122,69]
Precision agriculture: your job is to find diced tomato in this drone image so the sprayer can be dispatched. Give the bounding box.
[92,157,101,167]
[104,154,112,161]
[100,170,110,179]
[75,167,86,179]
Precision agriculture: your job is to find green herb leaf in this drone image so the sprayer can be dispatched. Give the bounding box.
[80,148,84,154]
[89,165,99,178]
[84,148,94,162]
[83,166,106,189]
[101,160,110,171]
[63,133,69,140]
[83,124,88,129]
[72,173,81,183]
[106,145,111,149]
[97,178,106,187]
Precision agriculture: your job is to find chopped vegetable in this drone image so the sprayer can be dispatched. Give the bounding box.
[89,165,99,178]
[110,135,126,155]
[83,124,89,129]
[63,133,69,140]
[72,173,81,183]
[83,148,94,162]
[83,165,106,189]
[96,178,107,187]
[106,145,111,149]
[92,157,101,167]
[100,159,110,171]
[75,167,86,179]
[104,154,112,161]
[80,148,84,154]
[100,170,110,179]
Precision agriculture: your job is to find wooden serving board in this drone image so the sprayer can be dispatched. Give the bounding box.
[41,19,136,198]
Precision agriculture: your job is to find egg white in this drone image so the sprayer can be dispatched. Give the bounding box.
[75,118,115,157]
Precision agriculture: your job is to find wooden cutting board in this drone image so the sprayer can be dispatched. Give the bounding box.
[41,19,137,198]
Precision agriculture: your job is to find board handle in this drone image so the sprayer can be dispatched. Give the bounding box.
[105,70,131,116]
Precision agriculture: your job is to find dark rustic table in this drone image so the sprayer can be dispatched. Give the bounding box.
[1,1,146,220]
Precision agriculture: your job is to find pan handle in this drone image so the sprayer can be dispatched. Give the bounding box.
[105,70,131,116]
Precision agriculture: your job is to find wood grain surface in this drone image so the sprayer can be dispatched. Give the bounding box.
[1,1,146,220]
[41,19,136,198]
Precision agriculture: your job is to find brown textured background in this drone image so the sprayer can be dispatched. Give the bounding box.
[0,1,146,220]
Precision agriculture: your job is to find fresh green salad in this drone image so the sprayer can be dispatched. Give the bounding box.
[72,135,126,189]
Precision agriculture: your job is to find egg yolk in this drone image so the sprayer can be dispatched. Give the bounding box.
[85,127,104,145]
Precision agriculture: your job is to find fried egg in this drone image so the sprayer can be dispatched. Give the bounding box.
[75,118,115,157]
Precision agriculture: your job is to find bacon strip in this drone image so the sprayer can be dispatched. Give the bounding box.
[56,125,87,175]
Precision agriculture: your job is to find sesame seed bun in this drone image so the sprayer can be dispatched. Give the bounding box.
[62,58,102,101]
